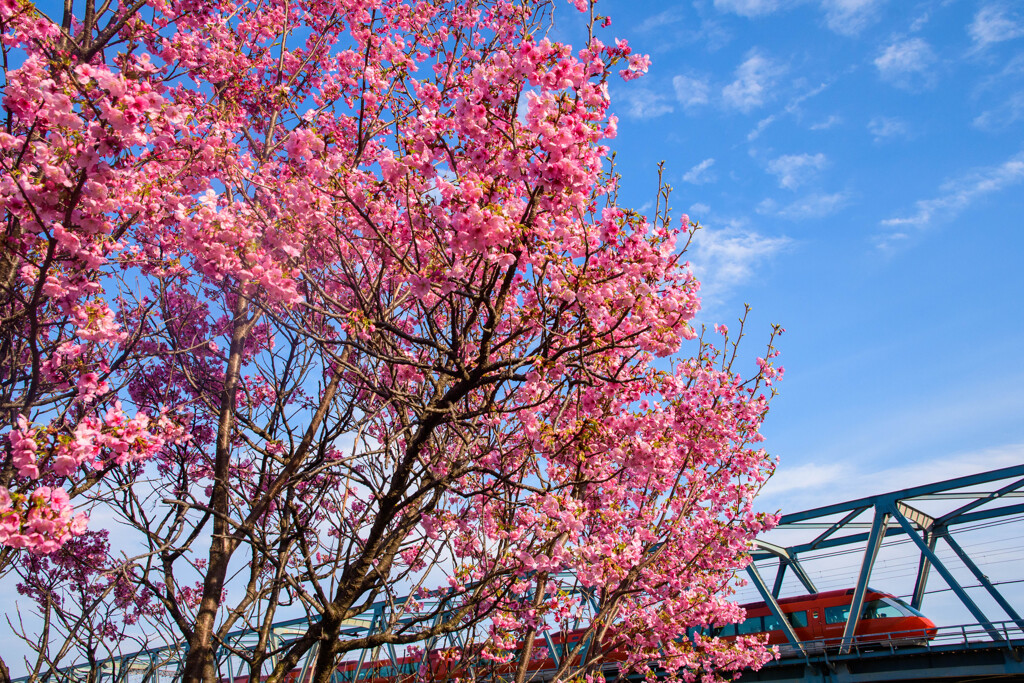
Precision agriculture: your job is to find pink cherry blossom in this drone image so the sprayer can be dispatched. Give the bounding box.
[0,1,784,681]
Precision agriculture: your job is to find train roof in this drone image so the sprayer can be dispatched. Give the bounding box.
[741,587,889,611]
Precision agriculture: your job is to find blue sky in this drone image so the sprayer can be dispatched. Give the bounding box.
[2,2,1020,666]
[551,0,1024,513]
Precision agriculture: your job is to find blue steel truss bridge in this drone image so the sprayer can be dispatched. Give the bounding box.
[12,465,1024,683]
[741,463,1024,681]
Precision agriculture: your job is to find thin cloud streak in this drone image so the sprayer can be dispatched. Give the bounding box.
[809,115,842,130]
[881,151,1024,228]
[760,443,1024,508]
[868,116,910,141]
[746,82,829,141]
[777,191,851,218]
[713,0,884,35]
[821,0,885,36]
[747,115,776,141]
[633,5,688,33]
[713,0,788,18]
[683,158,717,184]
[974,91,1024,130]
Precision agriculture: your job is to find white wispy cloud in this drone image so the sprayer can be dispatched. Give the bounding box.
[758,191,851,219]
[690,225,791,304]
[868,115,910,141]
[881,151,1024,230]
[766,152,828,189]
[760,444,1024,506]
[747,115,777,141]
[745,83,829,140]
[874,37,938,91]
[974,91,1024,130]
[683,158,717,184]
[909,11,929,33]
[759,461,847,497]
[673,74,712,108]
[723,51,786,113]
[634,6,688,33]
[713,0,884,35]
[756,366,1024,521]
[976,53,1024,92]
[636,6,732,53]
[713,0,787,17]
[689,202,712,216]
[787,82,829,110]
[615,86,674,120]
[969,5,1024,48]
[821,0,885,36]
[690,14,733,52]
[810,115,842,130]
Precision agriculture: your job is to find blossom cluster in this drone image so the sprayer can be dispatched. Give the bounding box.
[0,486,86,554]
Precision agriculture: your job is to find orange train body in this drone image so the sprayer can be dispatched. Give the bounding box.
[719,588,938,650]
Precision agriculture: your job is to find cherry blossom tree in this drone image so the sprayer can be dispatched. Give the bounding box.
[10,530,165,681]
[0,0,783,682]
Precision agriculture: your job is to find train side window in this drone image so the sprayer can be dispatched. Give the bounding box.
[718,623,737,637]
[825,605,850,624]
[763,615,783,632]
[738,616,763,634]
[787,611,808,628]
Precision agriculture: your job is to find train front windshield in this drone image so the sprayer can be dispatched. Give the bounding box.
[886,596,928,618]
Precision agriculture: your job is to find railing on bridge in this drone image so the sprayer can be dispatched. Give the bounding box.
[750,619,1024,683]
[774,619,1024,659]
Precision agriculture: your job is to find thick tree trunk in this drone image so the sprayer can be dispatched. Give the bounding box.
[512,573,548,683]
[310,620,341,683]
[182,296,254,683]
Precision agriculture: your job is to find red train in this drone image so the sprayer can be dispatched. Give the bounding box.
[258,588,936,683]
[720,588,938,651]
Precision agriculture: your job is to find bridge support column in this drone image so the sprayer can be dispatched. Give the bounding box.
[888,502,1005,642]
[911,528,936,611]
[840,507,889,654]
[746,563,806,656]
